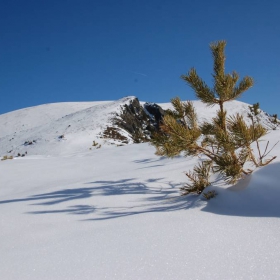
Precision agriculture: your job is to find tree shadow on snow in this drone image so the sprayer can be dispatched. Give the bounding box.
[0,177,204,218]
[0,178,149,206]
[2,163,280,219]
[133,157,166,164]
[29,205,97,215]
[83,195,201,221]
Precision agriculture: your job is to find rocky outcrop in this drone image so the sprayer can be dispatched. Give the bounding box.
[143,102,165,130]
[102,97,165,144]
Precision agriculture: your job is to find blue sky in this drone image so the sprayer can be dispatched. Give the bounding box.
[0,0,280,116]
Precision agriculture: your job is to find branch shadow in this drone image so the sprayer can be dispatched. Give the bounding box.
[133,157,166,164]
[0,187,96,206]
[2,162,279,219]
[0,177,204,219]
[83,194,202,221]
[133,155,182,165]
[29,205,97,215]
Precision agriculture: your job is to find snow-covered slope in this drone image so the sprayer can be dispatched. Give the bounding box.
[160,99,276,128]
[1,98,280,280]
[0,97,134,156]
[0,97,276,157]
[1,138,280,279]
[0,101,111,138]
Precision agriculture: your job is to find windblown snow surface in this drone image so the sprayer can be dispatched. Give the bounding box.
[1,97,280,280]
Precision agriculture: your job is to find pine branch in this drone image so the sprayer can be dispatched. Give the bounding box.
[232,76,254,99]
[181,68,217,105]
[210,40,226,79]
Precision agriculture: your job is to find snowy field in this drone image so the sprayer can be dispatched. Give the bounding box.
[1,98,280,279]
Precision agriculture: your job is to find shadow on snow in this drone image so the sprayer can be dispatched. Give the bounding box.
[1,163,280,219]
[0,177,203,218]
[201,162,280,218]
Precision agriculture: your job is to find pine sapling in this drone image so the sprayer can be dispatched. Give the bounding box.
[152,40,277,196]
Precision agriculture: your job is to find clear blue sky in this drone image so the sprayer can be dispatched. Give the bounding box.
[1,0,280,116]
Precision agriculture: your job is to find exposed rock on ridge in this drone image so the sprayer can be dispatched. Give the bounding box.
[102,97,165,144]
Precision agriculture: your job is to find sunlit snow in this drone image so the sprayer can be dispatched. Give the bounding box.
[1,98,280,280]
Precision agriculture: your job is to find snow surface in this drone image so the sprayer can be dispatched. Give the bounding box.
[1,98,280,280]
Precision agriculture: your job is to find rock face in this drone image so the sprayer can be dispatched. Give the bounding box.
[144,102,165,130]
[102,97,165,144]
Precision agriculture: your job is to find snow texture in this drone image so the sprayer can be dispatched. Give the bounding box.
[0,98,280,280]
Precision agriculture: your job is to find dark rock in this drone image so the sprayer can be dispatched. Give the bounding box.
[113,98,149,143]
[144,103,165,130]
[104,97,165,144]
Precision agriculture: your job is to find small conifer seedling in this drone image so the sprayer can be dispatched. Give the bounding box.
[152,40,276,196]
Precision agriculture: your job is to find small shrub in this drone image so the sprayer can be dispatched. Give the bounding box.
[1,155,13,161]
[248,102,260,117]
[181,161,212,195]
[92,140,98,147]
[91,141,101,149]
[203,190,217,200]
[102,127,129,143]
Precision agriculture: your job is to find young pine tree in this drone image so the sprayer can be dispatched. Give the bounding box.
[152,41,276,195]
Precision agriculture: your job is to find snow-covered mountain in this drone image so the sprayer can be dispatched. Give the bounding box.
[1,97,280,280]
[0,96,277,157]
[0,98,126,156]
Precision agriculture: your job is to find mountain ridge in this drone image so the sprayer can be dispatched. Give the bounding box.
[0,96,278,157]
